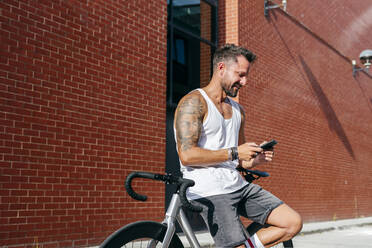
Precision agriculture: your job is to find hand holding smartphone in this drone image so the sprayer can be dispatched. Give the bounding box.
[260,139,277,150]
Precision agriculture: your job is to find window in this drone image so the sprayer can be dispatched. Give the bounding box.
[165,0,218,231]
[166,0,218,106]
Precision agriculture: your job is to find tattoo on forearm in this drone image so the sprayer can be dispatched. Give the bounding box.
[175,96,205,151]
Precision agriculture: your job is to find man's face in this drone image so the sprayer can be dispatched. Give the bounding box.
[221,56,250,97]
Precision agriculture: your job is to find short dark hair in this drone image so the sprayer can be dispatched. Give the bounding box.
[212,44,256,71]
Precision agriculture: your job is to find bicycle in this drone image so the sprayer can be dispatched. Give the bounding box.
[100,169,294,248]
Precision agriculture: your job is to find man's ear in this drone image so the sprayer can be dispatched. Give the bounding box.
[217,62,225,77]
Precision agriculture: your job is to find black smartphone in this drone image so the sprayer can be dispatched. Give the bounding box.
[260,139,278,150]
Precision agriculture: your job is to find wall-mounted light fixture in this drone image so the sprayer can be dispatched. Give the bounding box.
[352,49,372,77]
[264,0,287,16]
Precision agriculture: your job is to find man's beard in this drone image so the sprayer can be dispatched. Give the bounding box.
[223,82,240,97]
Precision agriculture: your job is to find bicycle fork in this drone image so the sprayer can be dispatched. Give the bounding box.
[160,193,201,248]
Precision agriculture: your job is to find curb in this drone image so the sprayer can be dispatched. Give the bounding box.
[299,216,372,235]
[179,217,372,248]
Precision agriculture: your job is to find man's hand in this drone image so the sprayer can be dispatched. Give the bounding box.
[254,150,274,163]
[238,142,274,169]
[237,143,262,161]
[257,140,274,163]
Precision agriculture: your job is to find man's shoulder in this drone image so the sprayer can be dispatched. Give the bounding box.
[185,89,201,98]
[185,89,204,100]
[178,89,207,110]
[177,90,208,115]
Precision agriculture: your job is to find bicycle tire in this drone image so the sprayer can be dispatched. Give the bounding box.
[100,221,184,248]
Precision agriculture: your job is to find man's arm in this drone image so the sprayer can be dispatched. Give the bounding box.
[174,92,231,166]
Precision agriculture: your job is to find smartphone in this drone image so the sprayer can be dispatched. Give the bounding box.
[260,139,278,150]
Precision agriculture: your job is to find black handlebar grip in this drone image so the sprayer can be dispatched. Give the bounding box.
[125,171,203,212]
[179,178,203,213]
[125,171,158,201]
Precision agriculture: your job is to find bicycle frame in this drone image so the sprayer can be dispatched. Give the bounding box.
[160,193,252,248]
[120,171,288,248]
[161,192,201,248]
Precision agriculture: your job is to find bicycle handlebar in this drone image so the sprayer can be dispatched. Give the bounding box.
[125,172,157,201]
[125,171,203,212]
[178,178,203,212]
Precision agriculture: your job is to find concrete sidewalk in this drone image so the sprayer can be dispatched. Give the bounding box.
[179,217,372,247]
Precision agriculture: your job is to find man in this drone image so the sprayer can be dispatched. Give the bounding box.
[174,44,302,248]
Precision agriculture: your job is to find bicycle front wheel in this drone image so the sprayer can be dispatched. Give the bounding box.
[100,221,184,248]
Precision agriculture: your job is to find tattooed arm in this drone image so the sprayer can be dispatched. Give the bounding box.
[174,91,230,167]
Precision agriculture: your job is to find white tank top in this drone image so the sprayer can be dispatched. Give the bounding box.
[176,89,248,200]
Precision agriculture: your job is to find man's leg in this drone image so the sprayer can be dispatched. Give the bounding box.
[191,190,252,248]
[256,204,302,247]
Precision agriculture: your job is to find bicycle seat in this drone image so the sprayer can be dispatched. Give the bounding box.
[236,167,270,178]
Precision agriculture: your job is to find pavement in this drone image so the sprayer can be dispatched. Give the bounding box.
[179,217,372,247]
[293,224,372,248]
[90,217,372,247]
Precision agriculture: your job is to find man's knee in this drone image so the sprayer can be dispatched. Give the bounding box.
[267,204,303,239]
[285,211,303,238]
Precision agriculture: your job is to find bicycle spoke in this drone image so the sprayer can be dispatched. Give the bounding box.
[117,238,162,248]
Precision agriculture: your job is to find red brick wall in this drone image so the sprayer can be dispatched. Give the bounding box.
[222,0,238,44]
[237,0,372,223]
[1,0,372,247]
[0,0,167,247]
[200,1,212,86]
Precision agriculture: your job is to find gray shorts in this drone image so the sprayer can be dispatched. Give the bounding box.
[191,183,283,248]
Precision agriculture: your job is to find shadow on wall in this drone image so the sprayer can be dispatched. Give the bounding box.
[269,17,356,160]
[299,56,356,160]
